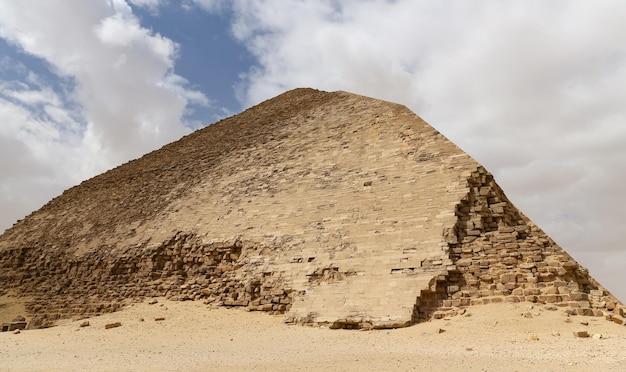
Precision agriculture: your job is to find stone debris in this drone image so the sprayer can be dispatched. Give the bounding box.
[105,322,121,330]
[25,317,42,330]
[79,321,90,327]
[0,88,623,330]
[1,320,27,332]
[573,330,589,338]
[527,333,538,341]
[154,317,165,321]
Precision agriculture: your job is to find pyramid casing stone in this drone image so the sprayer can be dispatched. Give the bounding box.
[0,88,623,329]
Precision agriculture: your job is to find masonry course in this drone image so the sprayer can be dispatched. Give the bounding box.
[0,88,622,329]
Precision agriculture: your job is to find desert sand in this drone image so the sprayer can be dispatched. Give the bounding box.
[1,296,625,371]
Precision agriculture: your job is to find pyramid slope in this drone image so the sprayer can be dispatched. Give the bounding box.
[0,89,623,328]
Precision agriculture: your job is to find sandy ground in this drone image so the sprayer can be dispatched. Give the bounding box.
[1,297,625,371]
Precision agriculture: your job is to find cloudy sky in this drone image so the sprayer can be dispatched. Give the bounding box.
[0,0,624,301]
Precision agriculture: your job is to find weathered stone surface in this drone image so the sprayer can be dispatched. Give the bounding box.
[573,330,589,338]
[25,316,42,330]
[105,322,121,330]
[0,88,623,329]
[1,321,27,332]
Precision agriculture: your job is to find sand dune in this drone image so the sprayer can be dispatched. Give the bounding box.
[1,298,625,371]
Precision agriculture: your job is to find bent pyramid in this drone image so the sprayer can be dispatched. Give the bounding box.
[0,89,623,329]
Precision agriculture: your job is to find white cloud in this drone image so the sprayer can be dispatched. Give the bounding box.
[3,85,60,106]
[95,13,176,63]
[202,0,626,301]
[0,0,208,231]
[127,0,164,11]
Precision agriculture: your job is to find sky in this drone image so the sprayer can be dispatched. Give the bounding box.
[0,0,624,301]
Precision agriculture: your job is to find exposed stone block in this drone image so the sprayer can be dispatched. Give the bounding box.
[576,308,594,316]
[545,295,561,303]
[542,287,559,295]
[105,322,121,329]
[569,293,589,301]
[501,257,517,265]
[523,288,540,296]
[589,289,605,297]
[557,286,570,295]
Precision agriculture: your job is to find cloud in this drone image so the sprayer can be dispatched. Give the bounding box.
[127,0,164,12]
[200,0,626,300]
[0,0,208,230]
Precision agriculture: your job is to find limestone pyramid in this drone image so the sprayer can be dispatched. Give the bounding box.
[0,88,623,329]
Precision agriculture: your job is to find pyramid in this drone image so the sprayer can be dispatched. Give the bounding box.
[0,89,623,329]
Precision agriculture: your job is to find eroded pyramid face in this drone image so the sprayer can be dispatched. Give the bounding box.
[0,88,623,328]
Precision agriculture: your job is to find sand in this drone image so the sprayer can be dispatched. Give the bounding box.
[1,298,625,371]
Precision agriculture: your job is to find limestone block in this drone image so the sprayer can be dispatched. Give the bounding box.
[497,225,515,233]
[544,295,561,303]
[499,273,517,283]
[479,274,492,283]
[569,293,588,301]
[557,286,570,295]
[523,288,540,296]
[577,300,591,308]
[576,308,594,316]
[561,261,578,269]
[105,322,121,329]
[542,287,559,295]
[589,289,605,297]
[501,257,517,266]
[456,259,472,267]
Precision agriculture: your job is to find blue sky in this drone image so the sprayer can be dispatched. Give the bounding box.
[129,1,253,121]
[0,0,625,301]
